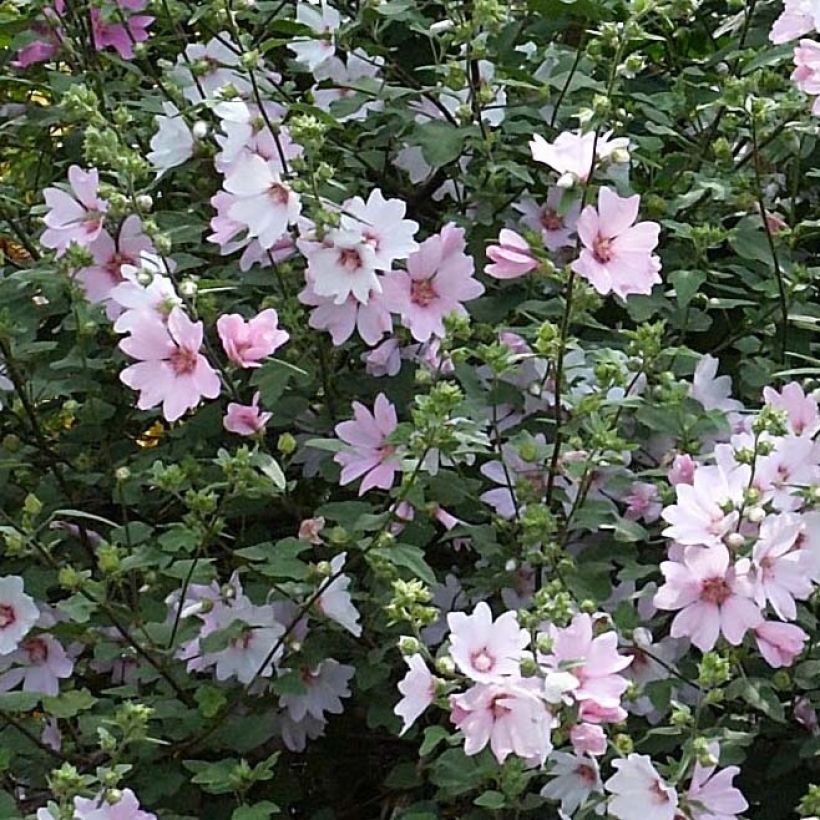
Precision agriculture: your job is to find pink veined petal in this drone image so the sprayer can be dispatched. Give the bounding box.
[719,595,762,645]
[671,601,720,651]
[597,187,640,237]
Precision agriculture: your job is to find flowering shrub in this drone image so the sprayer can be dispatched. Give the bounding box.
[1,0,820,817]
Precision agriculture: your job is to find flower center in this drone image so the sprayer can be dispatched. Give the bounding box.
[84,211,103,235]
[470,648,495,673]
[410,278,437,307]
[541,208,564,232]
[649,780,672,805]
[575,764,597,785]
[489,694,510,719]
[169,346,198,376]
[592,235,612,263]
[268,182,290,205]
[105,252,132,282]
[24,637,48,664]
[0,604,15,629]
[701,576,731,605]
[339,247,365,271]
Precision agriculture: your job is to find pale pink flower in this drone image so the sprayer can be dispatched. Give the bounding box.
[306,229,381,305]
[41,717,62,751]
[687,743,748,820]
[41,166,108,255]
[449,679,554,765]
[222,154,301,249]
[770,0,820,44]
[68,789,155,820]
[223,392,271,436]
[795,696,819,733]
[792,39,820,114]
[668,453,696,486]
[541,752,603,815]
[480,435,550,519]
[339,188,419,269]
[317,552,362,637]
[90,2,153,60]
[690,354,744,412]
[110,254,181,331]
[382,223,484,342]
[395,654,435,735]
[334,393,399,494]
[217,309,289,368]
[749,513,813,620]
[754,620,808,667]
[541,613,632,711]
[74,216,153,319]
[280,658,354,722]
[298,516,325,544]
[572,187,661,299]
[119,308,221,422]
[514,188,581,251]
[298,280,392,345]
[447,602,529,683]
[751,433,820,512]
[763,381,820,436]
[288,1,341,72]
[313,49,385,122]
[529,129,629,184]
[213,100,296,173]
[174,34,251,103]
[275,711,326,752]
[570,722,607,756]
[654,543,762,651]
[606,754,678,820]
[624,481,662,523]
[147,102,194,173]
[364,337,402,377]
[485,229,538,279]
[0,634,73,696]
[0,576,39,654]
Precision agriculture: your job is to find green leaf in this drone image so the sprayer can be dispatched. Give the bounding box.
[420,725,450,756]
[474,790,506,809]
[728,678,785,723]
[670,269,706,309]
[413,122,466,167]
[195,685,227,719]
[232,803,281,820]
[42,689,96,718]
[373,543,436,585]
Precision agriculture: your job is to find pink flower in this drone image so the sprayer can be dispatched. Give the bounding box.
[298,516,325,544]
[395,654,435,735]
[754,620,808,667]
[217,309,289,368]
[74,216,153,319]
[668,453,696,486]
[605,754,678,820]
[541,613,632,711]
[280,659,354,722]
[624,481,662,523]
[572,187,661,299]
[447,602,529,683]
[514,188,581,251]
[529,130,629,185]
[305,229,381,305]
[334,393,399,494]
[792,40,820,113]
[90,2,153,60]
[119,307,221,422]
[382,223,484,342]
[0,576,40,654]
[770,0,820,44]
[0,634,73,696]
[690,354,744,412]
[763,381,820,436]
[37,788,157,820]
[686,744,748,820]
[41,166,108,255]
[13,25,61,68]
[485,229,538,279]
[317,552,361,637]
[570,722,607,757]
[364,337,402,377]
[654,544,762,651]
[480,435,549,519]
[223,392,271,436]
[450,680,554,765]
[541,752,603,815]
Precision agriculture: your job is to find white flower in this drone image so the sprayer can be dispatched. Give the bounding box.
[394,654,435,734]
[306,229,380,304]
[0,633,74,696]
[174,34,251,102]
[541,752,603,816]
[690,354,743,412]
[280,658,354,722]
[0,576,39,655]
[223,154,301,249]
[317,552,362,637]
[147,102,193,174]
[605,754,678,820]
[288,2,341,72]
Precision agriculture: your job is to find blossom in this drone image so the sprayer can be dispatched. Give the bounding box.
[395,654,435,734]
[280,659,354,722]
[147,102,194,173]
[90,1,153,60]
[654,543,762,651]
[770,0,820,44]
[0,634,73,696]
[541,613,632,711]
[317,552,362,637]
[0,576,40,655]
[41,166,108,255]
[223,392,272,436]
[110,253,181,330]
[690,354,744,412]
[364,337,402,377]
[174,34,251,102]
[763,381,820,436]
[119,307,221,422]
[339,188,418,269]
[298,516,325,544]
[447,602,529,683]
[13,8,62,68]
[334,393,399,494]
[313,50,385,121]
[217,309,289,368]
[624,481,662,523]
[42,788,156,819]
[449,680,554,765]
[213,100,296,173]
[485,229,538,279]
[480,435,550,519]
[541,752,604,815]
[288,1,341,72]
[222,154,301,249]
[792,39,820,115]
[299,280,393,345]
[571,187,661,299]
[382,223,484,342]
[570,722,607,756]
[754,620,808,668]
[514,188,581,251]
[605,754,678,820]
[529,129,629,184]
[668,453,696,486]
[74,215,153,319]
[304,229,381,305]
[686,744,748,820]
